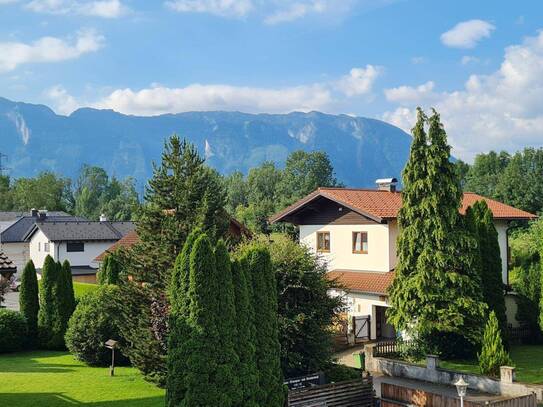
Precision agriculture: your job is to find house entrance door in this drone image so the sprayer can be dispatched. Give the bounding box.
[353,315,370,341]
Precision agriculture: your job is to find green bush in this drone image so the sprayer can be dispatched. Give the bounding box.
[65,285,127,366]
[478,311,513,376]
[0,309,27,353]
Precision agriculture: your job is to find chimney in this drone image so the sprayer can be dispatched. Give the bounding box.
[376,178,398,192]
[30,208,38,217]
[38,210,48,221]
[99,214,108,222]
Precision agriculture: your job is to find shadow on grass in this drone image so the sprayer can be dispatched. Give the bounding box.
[0,351,78,373]
[0,393,164,407]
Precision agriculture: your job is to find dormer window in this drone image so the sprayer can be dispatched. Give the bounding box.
[352,232,368,254]
[317,232,330,253]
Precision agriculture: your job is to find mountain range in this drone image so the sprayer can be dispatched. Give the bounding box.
[0,97,413,188]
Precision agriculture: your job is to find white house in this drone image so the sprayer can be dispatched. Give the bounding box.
[0,210,84,275]
[23,218,134,283]
[270,179,537,342]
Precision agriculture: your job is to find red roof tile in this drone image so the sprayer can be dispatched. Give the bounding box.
[94,230,140,262]
[271,188,536,223]
[328,270,395,295]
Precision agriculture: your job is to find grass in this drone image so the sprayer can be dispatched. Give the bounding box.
[0,351,165,406]
[440,345,543,384]
[73,282,99,300]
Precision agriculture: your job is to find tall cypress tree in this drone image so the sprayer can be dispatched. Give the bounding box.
[214,240,241,405]
[60,260,76,326]
[388,109,486,353]
[243,245,284,407]
[167,234,222,406]
[231,259,259,406]
[20,260,39,347]
[169,228,201,313]
[469,201,507,339]
[38,255,63,349]
[388,109,430,330]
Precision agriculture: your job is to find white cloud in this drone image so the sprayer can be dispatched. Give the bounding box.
[440,19,495,49]
[48,65,380,116]
[93,83,333,116]
[384,30,543,160]
[335,65,382,97]
[0,30,104,73]
[384,81,436,103]
[164,0,253,18]
[165,0,380,24]
[26,0,128,18]
[45,85,81,114]
[461,55,479,65]
[264,0,355,25]
[0,0,19,4]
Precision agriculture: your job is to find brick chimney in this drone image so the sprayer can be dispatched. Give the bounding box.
[30,208,38,217]
[375,178,398,192]
[37,210,47,221]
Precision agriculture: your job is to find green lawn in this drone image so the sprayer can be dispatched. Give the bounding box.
[73,282,99,300]
[0,351,165,406]
[440,345,543,384]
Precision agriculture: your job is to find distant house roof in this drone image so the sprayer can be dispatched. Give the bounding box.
[327,270,395,295]
[37,265,97,276]
[94,230,140,262]
[24,221,135,242]
[271,188,537,224]
[0,211,70,222]
[93,216,251,263]
[0,251,17,274]
[1,215,87,243]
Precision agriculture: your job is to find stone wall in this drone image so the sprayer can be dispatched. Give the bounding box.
[364,344,543,401]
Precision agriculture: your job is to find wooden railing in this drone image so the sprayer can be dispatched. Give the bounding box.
[373,339,413,358]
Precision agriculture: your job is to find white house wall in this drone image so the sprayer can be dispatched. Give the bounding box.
[300,223,392,272]
[56,241,115,267]
[29,230,56,269]
[495,220,509,285]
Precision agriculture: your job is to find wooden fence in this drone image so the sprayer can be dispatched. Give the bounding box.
[373,339,414,358]
[508,326,531,344]
[287,377,374,407]
[381,383,537,407]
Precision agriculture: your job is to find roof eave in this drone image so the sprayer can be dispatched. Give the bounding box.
[270,190,384,224]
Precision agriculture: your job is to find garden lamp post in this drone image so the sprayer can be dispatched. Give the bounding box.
[455,376,468,407]
[105,339,119,377]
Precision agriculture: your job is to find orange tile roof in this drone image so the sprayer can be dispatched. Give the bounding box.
[328,270,395,295]
[271,188,537,223]
[94,230,140,262]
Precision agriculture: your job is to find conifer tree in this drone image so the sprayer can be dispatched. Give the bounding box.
[214,240,241,405]
[169,228,201,312]
[167,234,222,406]
[231,259,259,406]
[244,244,284,407]
[60,260,76,326]
[132,135,228,286]
[19,260,39,347]
[479,311,512,376]
[469,201,507,339]
[38,255,64,349]
[388,109,486,352]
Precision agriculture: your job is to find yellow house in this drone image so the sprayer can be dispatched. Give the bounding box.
[270,179,537,342]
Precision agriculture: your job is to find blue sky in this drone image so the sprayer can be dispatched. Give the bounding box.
[1,0,542,160]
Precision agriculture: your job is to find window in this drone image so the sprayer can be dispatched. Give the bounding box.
[44,242,50,253]
[352,232,368,254]
[316,232,330,253]
[38,242,41,252]
[67,242,85,252]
